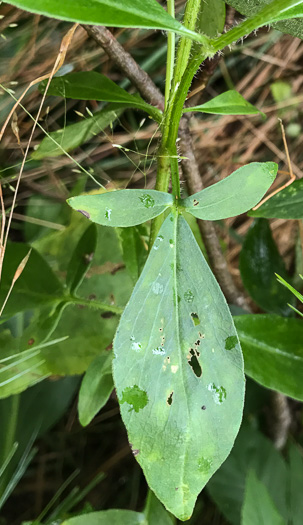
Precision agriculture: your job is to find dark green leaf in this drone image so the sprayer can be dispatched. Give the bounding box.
[78,354,114,427]
[288,443,303,525]
[248,179,303,219]
[66,224,97,294]
[113,213,245,520]
[61,509,147,525]
[207,424,288,524]
[68,190,174,227]
[144,491,175,525]
[197,0,226,37]
[235,314,303,401]
[24,195,64,241]
[184,91,265,116]
[224,0,303,40]
[0,243,63,317]
[32,106,123,160]
[241,470,286,525]
[40,72,162,121]
[117,225,148,282]
[183,163,277,220]
[240,219,294,316]
[5,0,202,42]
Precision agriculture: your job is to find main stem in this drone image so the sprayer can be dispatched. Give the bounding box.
[165,0,175,109]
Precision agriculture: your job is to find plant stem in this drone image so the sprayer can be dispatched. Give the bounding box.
[67,296,123,315]
[174,0,202,86]
[165,0,175,109]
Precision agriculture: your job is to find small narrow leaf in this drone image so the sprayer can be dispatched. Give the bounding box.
[248,179,303,219]
[68,190,174,227]
[5,0,202,42]
[66,223,97,294]
[78,354,114,427]
[184,90,264,116]
[235,314,303,401]
[288,444,303,525]
[240,219,294,316]
[113,212,245,520]
[117,225,148,282]
[241,470,286,525]
[32,106,123,160]
[183,162,277,220]
[40,72,162,120]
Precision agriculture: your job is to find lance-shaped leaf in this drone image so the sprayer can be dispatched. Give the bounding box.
[113,212,245,520]
[235,314,303,401]
[40,72,162,122]
[66,223,97,294]
[241,470,286,525]
[5,0,203,42]
[183,90,264,116]
[183,162,277,220]
[68,190,174,227]
[61,510,147,525]
[249,179,303,219]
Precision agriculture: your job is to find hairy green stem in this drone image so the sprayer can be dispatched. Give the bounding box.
[174,0,202,86]
[67,296,123,315]
[165,0,175,108]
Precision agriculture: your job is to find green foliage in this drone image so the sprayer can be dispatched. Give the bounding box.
[240,219,294,316]
[66,224,97,294]
[183,162,277,220]
[249,179,303,219]
[276,274,303,316]
[113,212,245,520]
[61,509,147,525]
[68,190,174,227]
[197,0,226,37]
[241,470,286,525]
[235,315,303,400]
[184,90,265,116]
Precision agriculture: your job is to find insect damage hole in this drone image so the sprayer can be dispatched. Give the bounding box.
[167,391,174,405]
[191,312,200,326]
[187,349,202,377]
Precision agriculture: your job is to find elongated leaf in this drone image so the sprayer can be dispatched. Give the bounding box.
[224,0,303,40]
[40,72,162,121]
[32,106,123,160]
[113,212,245,520]
[144,491,175,525]
[68,190,174,227]
[249,179,303,219]
[241,470,286,525]
[240,219,294,316]
[198,0,226,38]
[207,424,288,525]
[61,510,147,525]
[276,274,303,317]
[183,163,277,220]
[235,314,303,401]
[66,223,97,294]
[117,225,148,283]
[5,0,202,42]
[78,354,114,427]
[184,91,264,116]
[288,444,303,525]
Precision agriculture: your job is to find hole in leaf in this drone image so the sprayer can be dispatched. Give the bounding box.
[184,290,194,303]
[191,312,200,326]
[225,335,238,350]
[201,405,206,410]
[167,392,173,405]
[193,199,199,207]
[101,311,115,319]
[139,194,155,208]
[187,349,202,377]
[120,385,148,412]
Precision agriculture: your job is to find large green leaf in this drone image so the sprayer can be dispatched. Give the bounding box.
[240,219,294,316]
[249,179,303,219]
[5,0,202,41]
[241,470,286,525]
[184,91,264,116]
[61,510,147,525]
[113,212,245,520]
[78,353,114,427]
[183,163,277,220]
[235,314,303,401]
[207,424,288,524]
[224,0,303,40]
[32,106,123,160]
[68,190,174,227]
[198,0,226,38]
[40,72,162,121]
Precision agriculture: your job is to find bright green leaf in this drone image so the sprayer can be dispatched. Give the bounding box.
[32,106,123,160]
[78,354,114,427]
[61,509,147,525]
[271,81,292,103]
[240,219,294,316]
[241,470,286,525]
[235,314,303,401]
[5,0,202,42]
[113,212,245,520]
[276,274,303,317]
[248,179,303,219]
[183,162,277,220]
[197,0,226,38]
[66,223,97,294]
[68,190,174,227]
[40,72,162,121]
[184,90,265,116]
